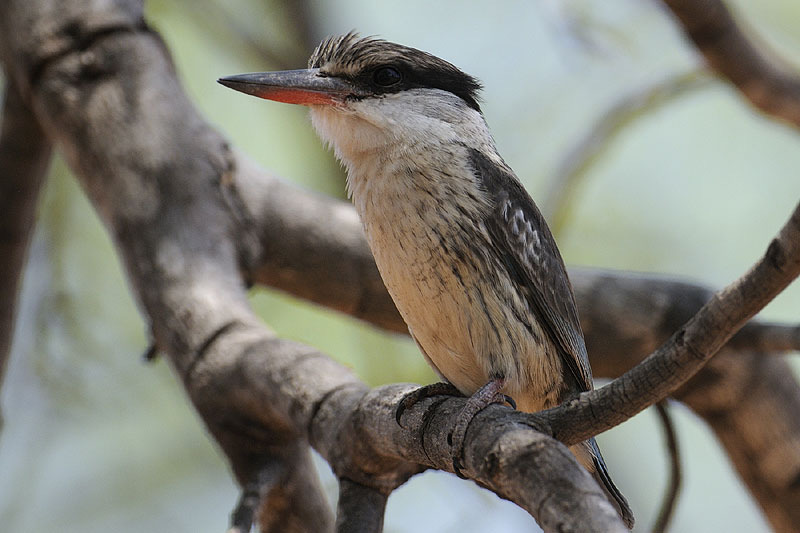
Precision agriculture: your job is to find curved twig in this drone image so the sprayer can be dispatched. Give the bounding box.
[540,200,800,445]
[543,69,714,233]
[652,401,682,533]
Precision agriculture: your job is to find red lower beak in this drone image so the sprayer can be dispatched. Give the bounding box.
[218,68,360,106]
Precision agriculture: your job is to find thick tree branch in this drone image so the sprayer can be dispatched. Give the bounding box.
[0,3,333,532]
[0,79,52,414]
[235,152,403,333]
[335,479,389,533]
[662,0,800,128]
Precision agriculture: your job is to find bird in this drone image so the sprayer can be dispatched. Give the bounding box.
[219,32,634,528]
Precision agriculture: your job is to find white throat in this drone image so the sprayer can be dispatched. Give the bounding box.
[309,88,497,205]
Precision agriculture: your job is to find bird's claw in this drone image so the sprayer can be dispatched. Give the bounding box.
[395,379,515,478]
[395,382,463,426]
[447,378,515,478]
[502,394,517,410]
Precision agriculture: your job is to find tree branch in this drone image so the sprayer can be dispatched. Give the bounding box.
[542,68,714,232]
[558,270,800,532]
[0,3,334,532]
[539,200,800,444]
[335,479,388,533]
[0,79,52,419]
[728,320,800,353]
[239,152,800,529]
[681,347,800,531]
[652,402,681,533]
[662,0,800,128]
[234,152,404,333]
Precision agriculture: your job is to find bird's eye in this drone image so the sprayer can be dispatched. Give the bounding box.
[372,66,402,87]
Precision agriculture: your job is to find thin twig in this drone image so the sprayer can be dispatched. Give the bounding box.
[652,401,682,533]
[175,0,297,70]
[543,200,800,445]
[543,68,714,233]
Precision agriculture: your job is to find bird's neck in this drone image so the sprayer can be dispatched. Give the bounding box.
[309,99,498,219]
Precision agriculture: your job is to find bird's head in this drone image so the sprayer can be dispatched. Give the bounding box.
[219,32,487,163]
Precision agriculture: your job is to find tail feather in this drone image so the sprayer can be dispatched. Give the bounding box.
[587,437,634,529]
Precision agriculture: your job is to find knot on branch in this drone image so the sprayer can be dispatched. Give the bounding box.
[216,144,263,280]
[766,238,788,272]
[321,385,424,494]
[27,17,151,92]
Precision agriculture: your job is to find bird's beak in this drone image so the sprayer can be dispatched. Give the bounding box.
[217,68,359,106]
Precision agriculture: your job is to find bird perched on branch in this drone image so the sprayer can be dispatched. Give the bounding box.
[219,32,633,528]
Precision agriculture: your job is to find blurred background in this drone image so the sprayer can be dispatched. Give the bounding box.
[1,0,799,531]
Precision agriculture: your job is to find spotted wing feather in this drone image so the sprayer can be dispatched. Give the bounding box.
[468,148,592,392]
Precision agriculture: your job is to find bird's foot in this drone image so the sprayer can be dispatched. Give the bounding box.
[395,381,463,426]
[450,378,514,478]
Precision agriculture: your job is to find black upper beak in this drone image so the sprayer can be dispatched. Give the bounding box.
[217,68,360,106]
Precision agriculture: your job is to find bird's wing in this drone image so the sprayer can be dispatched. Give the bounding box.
[468,148,593,392]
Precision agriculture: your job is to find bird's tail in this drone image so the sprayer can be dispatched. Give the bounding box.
[571,438,635,529]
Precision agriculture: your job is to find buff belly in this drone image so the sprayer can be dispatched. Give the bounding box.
[364,215,565,414]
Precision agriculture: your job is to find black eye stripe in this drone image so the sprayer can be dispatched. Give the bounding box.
[348,62,482,111]
[311,35,483,111]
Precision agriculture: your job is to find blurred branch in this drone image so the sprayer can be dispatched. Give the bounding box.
[662,0,800,128]
[0,79,52,418]
[574,271,800,533]
[0,2,334,532]
[728,320,800,353]
[280,0,319,56]
[228,481,262,533]
[652,402,681,533]
[334,479,388,533]
[175,0,302,70]
[679,347,800,532]
[543,68,714,232]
